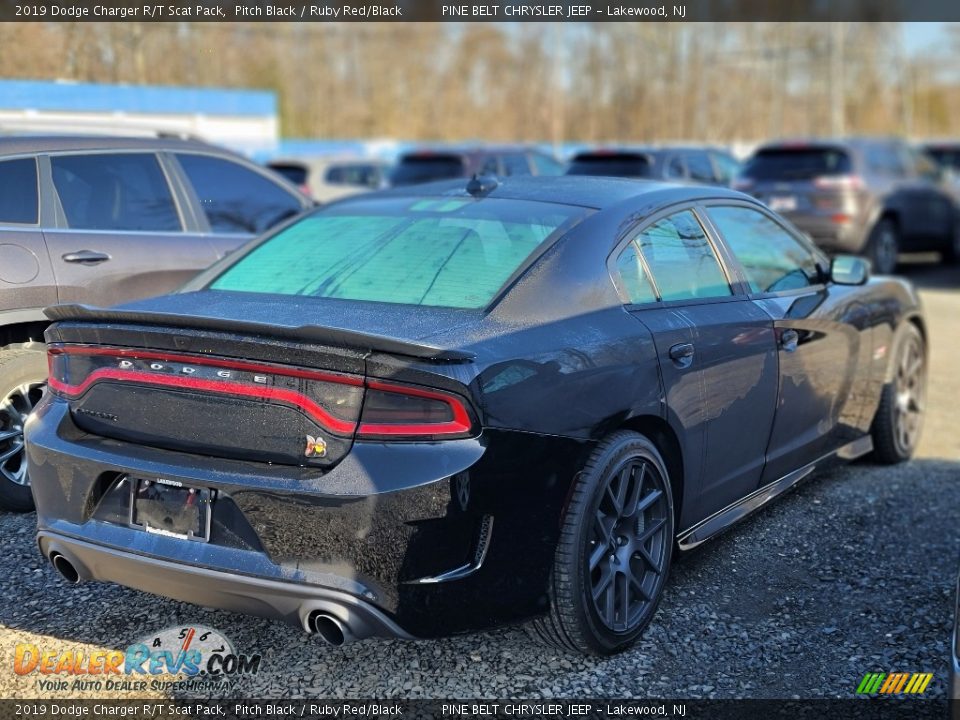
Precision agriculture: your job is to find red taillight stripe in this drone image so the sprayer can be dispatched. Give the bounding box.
[48,345,363,387]
[48,346,475,439]
[48,369,357,435]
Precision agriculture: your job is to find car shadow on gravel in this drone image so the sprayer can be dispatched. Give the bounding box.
[2,457,957,699]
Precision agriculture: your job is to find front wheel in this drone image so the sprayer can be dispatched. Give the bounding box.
[532,430,674,655]
[870,324,926,464]
[0,346,47,512]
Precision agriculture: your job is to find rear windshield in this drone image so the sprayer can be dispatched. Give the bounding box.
[924,147,960,172]
[743,148,853,180]
[566,154,653,179]
[209,197,585,309]
[389,155,465,186]
[268,163,308,186]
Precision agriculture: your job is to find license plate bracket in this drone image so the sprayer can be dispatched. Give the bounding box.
[129,477,214,542]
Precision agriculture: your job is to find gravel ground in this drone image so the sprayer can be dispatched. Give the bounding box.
[1,261,958,700]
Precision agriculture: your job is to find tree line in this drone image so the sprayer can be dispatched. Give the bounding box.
[1,22,958,144]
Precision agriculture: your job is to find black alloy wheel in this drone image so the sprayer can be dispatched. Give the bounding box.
[532,430,674,655]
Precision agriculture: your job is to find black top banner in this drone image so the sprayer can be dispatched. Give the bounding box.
[0,699,951,720]
[4,0,960,22]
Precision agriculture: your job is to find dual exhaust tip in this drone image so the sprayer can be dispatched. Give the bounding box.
[48,552,358,647]
[307,611,354,647]
[50,552,81,584]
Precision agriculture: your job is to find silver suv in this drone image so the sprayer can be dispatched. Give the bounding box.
[0,135,311,511]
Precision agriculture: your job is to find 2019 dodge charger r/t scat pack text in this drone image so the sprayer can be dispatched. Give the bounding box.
[25,177,926,655]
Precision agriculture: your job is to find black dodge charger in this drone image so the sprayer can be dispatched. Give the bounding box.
[26,177,926,655]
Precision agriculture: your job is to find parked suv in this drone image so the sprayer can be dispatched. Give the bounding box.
[566,147,740,186]
[735,138,960,273]
[0,135,312,511]
[389,146,564,186]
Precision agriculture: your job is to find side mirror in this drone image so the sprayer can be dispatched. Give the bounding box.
[830,255,870,286]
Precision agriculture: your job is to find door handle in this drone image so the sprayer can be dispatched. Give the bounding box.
[781,329,800,352]
[668,342,695,368]
[62,250,111,264]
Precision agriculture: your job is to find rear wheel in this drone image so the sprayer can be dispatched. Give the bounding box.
[870,324,925,464]
[0,345,47,512]
[867,218,899,275]
[532,430,674,655]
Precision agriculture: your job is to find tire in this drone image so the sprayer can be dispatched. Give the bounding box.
[0,344,47,512]
[870,324,925,464]
[866,218,900,276]
[943,216,960,266]
[531,430,674,655]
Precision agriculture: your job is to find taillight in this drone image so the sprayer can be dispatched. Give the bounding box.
[46,346,475,441]
[813,174,863,190]
[357,380,474,439]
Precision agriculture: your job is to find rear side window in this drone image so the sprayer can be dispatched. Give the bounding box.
[178,154,303,234]
[325,164,380,187]
[389,155,465,186]
[614,242,657,304]
[633,211,731,302]
[567,153,654,179]
[268,163,309,187]
[685,153,716,182]
[743,148,853,180]
[712,152,741,183]
[707,206,820,293]
[51,153,180,232]
[209,198,584,309]
[0,158,38,225]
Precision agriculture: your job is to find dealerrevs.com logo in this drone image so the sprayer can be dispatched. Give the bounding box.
[13,625,262,693]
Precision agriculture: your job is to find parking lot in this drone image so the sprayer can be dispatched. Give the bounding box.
[1,260,957,701]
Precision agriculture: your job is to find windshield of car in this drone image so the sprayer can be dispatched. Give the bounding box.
[208,197,586,309]
[389,155,465,186]
[742,147,853,180]
[267,163,308,186]
[566,153,654,178]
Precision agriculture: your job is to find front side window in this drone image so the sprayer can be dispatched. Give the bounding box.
[51,153,180,232]
[501,154,532,176]
[633,210,731,302]
[177,154,302,234]
[209,198,585,309]
[531,153,564,176]
[707,205,820,293]
[0,158,39,225]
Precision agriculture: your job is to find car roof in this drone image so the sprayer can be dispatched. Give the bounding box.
[339,175,749,211]
[0,134,234,157]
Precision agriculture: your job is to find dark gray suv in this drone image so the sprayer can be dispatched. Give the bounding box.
[735,138,960,274]
[0,135,311,511]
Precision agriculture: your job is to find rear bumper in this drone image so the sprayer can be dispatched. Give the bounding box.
[38,531,413,640]
[27,398,586,637]
[781,214,866,254]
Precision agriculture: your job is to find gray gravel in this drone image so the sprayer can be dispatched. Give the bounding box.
[1,261,958,700]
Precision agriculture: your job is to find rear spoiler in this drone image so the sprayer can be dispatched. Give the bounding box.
[44,304,476,363]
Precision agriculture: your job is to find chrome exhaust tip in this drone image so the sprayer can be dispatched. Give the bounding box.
[50,553,81,584]
[308,612,351,646]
